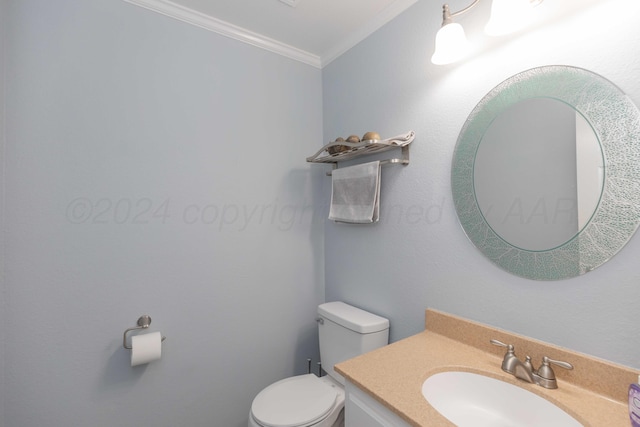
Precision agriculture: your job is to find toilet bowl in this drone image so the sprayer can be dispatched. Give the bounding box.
[249,374,345,427]
[248,302,389,427]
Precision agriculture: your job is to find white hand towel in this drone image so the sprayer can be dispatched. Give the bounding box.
[329,161,380,223]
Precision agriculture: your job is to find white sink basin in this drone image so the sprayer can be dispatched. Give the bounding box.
[422,371,583,427]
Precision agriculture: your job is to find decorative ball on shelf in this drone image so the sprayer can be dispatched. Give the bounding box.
[362,131,381,141]
[328,137,349,155]
[346,135,361,143]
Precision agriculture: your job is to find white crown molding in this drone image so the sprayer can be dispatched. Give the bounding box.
[319,0,419,67]
[122,0,418,69]
[122,0,322,68]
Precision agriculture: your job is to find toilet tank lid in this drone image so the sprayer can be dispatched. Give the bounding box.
[318,302,389,334]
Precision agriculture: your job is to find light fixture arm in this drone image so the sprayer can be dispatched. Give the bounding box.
[441,0,481,25]
[432,0,543,65]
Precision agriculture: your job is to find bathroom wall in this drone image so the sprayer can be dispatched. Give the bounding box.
[323,0,640,369]
[1,0,6,422]
[2,0,324,426]
[4,1,640,426]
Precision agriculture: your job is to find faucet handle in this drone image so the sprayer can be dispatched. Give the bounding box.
[490,339,517,374]
[489,339,516,356]
[537,356,573,380]
[490,339,515,354]
[490,339,512,350]
[534,356,574,389]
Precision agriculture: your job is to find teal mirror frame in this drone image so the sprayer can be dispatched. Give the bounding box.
[452,65,640,280]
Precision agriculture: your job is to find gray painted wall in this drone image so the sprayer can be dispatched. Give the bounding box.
[4,0,640,426]
[2,0,324,426]
[1,0,6,422]
[323,0,640,370]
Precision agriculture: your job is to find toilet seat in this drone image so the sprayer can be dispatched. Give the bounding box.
[251,374,338,427]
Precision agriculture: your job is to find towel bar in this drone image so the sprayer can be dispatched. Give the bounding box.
[325,153,409,176]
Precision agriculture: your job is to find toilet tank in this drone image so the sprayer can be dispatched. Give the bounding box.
[317,302,389,385]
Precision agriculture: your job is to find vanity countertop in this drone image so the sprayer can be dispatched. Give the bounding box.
[335,309,638,427]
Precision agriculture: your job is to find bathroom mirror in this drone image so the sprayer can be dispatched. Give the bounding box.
[474,97,603,252]
[452,66,640,280]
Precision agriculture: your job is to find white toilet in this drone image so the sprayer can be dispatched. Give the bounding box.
[249,301,390,427]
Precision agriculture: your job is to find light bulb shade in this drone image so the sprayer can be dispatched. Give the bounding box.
[485,0,533,36]
[431,22,470,65]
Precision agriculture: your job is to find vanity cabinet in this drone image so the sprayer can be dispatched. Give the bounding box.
[345,381,411,427]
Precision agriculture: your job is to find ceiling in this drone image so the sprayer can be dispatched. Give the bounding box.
[124,0,420,67]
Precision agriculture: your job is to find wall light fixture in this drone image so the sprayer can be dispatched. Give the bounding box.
[431,0,543,65]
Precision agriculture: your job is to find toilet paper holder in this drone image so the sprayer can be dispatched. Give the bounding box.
[123,315,167,350]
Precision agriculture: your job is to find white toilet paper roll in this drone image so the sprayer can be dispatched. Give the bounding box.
[131,331,162,367]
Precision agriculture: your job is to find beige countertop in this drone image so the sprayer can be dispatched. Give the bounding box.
[335,309,638,427]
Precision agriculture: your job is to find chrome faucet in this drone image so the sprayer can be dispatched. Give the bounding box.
[490,339,573,389]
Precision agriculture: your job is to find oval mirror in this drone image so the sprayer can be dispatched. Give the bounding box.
[452,66,640,280]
